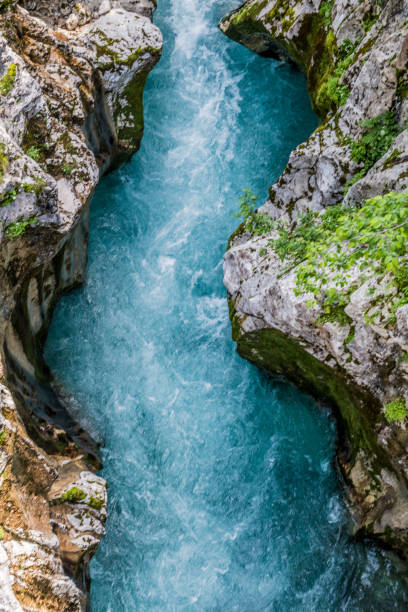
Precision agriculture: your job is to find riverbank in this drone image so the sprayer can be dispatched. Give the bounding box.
[0,2,161,609]
[221,0,408,556]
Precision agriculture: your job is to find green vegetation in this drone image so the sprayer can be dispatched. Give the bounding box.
[0,0,16,12]
[58,486,86,504]
[269,191,408,325]
[0,188,16,207]
[0,63,16,96]
[23,177,46,197]
[88,496,104,511]
[5,216,38,239]
[315,38,356,113]
[0,526,3,541]
[26,146,41,162]
[61,162,76,176]
[0,430,6,446]
[319,0,334,27]
[233,188,273,236]
[348,111,400,176]
[0,143,8,181]
[384,398,406,423]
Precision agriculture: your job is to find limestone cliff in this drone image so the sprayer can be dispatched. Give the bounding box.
[0,1,162,609]
[221,1,408,555]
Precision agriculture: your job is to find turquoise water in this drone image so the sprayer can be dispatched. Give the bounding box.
[45,0,408,610]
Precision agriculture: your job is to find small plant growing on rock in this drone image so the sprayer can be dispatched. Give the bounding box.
[26,146,41,162]
[0,63,17,96]
[385,398,407,423]
[233,189,273,236]
[5,216,38,239]
[270,191,408,325]
[58,486,86,504]
[345,112,401,192]
[0,430,6,446]
[88,496,104,511]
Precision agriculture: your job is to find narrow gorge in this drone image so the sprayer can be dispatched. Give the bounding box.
[1,0,408,610]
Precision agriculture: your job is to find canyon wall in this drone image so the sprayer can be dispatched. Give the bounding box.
[0,1,162,609]
[221,0,408,556]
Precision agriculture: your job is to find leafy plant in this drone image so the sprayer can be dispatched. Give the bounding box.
[270,191,408,325]
[385,398,406,423]
[58,486,86,504]
[0,188,17,207]
[319,0,334,26]
[5,216,38,239]
[233,188,273,236]
[26,146,41,162]
[349,112,400,175]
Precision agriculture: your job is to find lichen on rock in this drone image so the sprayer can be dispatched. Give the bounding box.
[222,0,408,557]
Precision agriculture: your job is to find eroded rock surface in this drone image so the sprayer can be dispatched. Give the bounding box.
[0,0,162,608]
[222,0,408,555]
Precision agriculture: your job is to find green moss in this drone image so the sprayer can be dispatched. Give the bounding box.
[58,486,86,504]
[385,398,407,423]
[0,143,9,181]
[0,63,16,96]
[0,526,3,541]
[0,430,6,446]
[5,216,38,239]
[114,72,148,152]
[88,496,104,510]
[382,148,402,170]
[235,326,383,460]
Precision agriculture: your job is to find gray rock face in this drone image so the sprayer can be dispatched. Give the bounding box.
[0,1,161,609]
[221,0,408,556]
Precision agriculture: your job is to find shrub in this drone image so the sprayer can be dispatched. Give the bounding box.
[233,188,273,236]
[270,191,408,325]
[58,486,86,504]
[88,496,104,511]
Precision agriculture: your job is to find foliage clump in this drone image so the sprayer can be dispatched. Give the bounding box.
[268,191,408,325]
[0,63,17,96]
[319,0,334,27]
[384,398,406,423]
[88,496,104,511]
[233,188,273,236]
[0,430,6,446]
[5,216,38,239]
[58,486,86,504]
[349,112,400,174]
[26,146,41,162]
